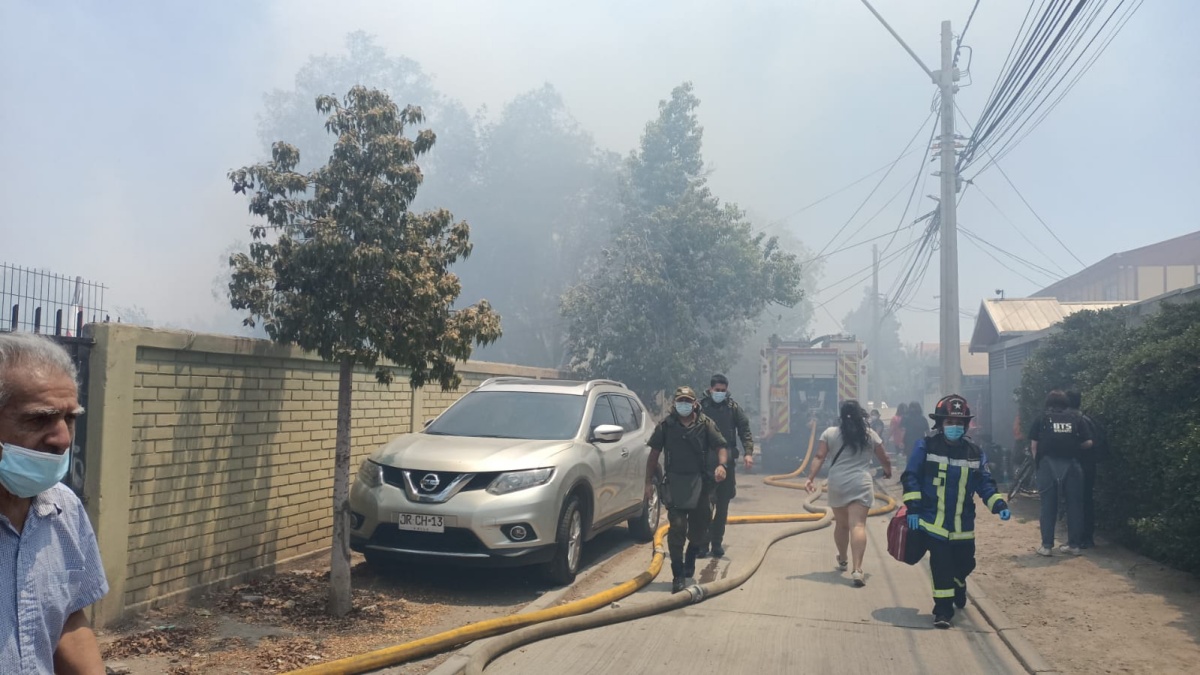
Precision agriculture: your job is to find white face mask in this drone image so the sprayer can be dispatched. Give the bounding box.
[711,391,728,404]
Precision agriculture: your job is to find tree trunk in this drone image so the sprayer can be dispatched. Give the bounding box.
[328,357,354,617]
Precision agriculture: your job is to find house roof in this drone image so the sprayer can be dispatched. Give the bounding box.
[1035,229,1200,299]
[969,298,1128,351]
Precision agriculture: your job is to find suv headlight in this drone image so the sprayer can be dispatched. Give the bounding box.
[356,459,384,488]
[487,468,555,496]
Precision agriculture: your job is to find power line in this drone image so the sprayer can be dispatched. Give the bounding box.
[959,226,1062,281]
[812,112,936,260]
[764,148,922,229]
[967,178,1070,276]
[813,237,923,297]
[799,218,922,266]
[960,229,1048,287]
[954,103,1086,269]
[979,0,1144,170]
[989,159,1086,268]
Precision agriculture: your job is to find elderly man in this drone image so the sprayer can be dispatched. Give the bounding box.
[0,333,108,674]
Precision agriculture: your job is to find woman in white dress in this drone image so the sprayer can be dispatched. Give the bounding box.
[805,400,893,586]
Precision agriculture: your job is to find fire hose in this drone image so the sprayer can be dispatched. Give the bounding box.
[284,421,896,675]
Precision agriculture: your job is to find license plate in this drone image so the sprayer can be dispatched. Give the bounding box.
[396,513,444,533]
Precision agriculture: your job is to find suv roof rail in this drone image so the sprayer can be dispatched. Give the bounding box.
[584,379,628,392]
[478,376,540,388]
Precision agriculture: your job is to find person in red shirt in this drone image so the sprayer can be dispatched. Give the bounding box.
[889,402,908,458]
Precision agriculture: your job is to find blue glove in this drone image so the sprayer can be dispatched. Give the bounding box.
[999,509,1011,521]
[907,514,921,531]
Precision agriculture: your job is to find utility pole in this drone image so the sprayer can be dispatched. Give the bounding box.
[859,1,961,397]
[871,244,880,403]
[937,20,962,397]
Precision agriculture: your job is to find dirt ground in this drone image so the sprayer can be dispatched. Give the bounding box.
[973,494,1200,674]
[98,528,638,675]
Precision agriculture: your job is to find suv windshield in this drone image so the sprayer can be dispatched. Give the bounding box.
[425,391,586,441]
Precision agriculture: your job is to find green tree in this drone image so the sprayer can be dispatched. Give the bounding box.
[462,84,620,367]
[228,86,502,615]
[259,32,479,206]
[561,83,803,405]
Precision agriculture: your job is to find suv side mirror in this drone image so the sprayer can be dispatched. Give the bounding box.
[591,424,625,444]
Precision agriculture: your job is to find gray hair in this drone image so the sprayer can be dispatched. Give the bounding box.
[0,332,79,409]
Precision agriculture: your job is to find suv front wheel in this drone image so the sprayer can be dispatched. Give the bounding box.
[627,469,662,543]
[542,494,584,585]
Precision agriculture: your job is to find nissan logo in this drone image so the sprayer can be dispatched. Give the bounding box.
[419,473,441,492]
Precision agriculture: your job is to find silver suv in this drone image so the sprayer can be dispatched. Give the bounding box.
[349,377,662,584]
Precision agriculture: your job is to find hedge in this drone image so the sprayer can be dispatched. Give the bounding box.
[1018,300,1200,574]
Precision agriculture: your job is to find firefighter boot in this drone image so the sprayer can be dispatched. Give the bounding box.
[670,561,686,594]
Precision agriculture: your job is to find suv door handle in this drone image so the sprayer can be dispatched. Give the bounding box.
[620,448,630,458]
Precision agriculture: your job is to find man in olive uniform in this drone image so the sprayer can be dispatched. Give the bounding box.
[645,386,728,593]
[698,373,754,558]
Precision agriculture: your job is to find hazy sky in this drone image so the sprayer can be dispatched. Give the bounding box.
[3,0,1196,345]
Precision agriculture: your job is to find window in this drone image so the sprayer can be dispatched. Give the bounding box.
[425,391,586,441]
[610,396,640,432]
[589,395,617,430]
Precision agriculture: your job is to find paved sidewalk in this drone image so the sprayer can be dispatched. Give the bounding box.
[478,476,1027,674]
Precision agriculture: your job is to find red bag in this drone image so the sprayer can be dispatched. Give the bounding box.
[887,505,927,565]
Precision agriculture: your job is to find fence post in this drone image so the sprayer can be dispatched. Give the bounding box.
[82,323,139,628]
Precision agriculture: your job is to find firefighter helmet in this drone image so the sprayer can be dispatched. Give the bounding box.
[929,394,973,421]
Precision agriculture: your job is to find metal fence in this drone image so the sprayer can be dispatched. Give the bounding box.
[1,263,107,336]
[1,263,106,501]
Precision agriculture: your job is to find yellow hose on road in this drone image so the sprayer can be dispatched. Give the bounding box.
[284,416,895,675]
[762,420,818,489]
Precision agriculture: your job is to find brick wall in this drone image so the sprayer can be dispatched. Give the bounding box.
[83,324,560,625]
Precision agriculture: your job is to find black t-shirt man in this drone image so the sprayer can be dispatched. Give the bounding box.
[1029,409,1093,462]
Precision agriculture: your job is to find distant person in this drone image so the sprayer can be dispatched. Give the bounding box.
[903,400,929,454]
[890,402,908,457]
[646,386,728,593]
[869,409,887,442]
[0,333,108,673]
[805,400,892,587]
[902,394,1010,629]
[1067,390,1105,549]
[698,374,754,559]
[1030,390,1093,556]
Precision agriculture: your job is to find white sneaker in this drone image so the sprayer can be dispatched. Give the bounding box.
[851,570,865,587]
[1059,545,1082,556]
[1036,546,1053,557]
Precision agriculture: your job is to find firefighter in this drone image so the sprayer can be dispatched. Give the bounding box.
[697,373,754,559]
[901,394,1011,629]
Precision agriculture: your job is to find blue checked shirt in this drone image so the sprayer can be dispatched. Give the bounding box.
[1,483,108,674]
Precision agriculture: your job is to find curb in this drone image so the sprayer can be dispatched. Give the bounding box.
[424,544,642,675]
[969,580,1059,674]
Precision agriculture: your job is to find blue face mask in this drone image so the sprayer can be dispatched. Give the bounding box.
[0,444,70,498]
[711,391,727,404]
[943,425,966,441]
[675,402,695,417]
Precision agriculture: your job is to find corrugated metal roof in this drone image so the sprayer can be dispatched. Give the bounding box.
[979,299,1128,335]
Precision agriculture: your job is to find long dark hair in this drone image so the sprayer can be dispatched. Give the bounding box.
[895,402,909,418]
[839,400,871,450]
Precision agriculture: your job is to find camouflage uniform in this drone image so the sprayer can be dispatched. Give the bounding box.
[699,393,755,554]
[648,387,727,584]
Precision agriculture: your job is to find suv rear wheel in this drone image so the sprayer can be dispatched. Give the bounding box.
[627,469,662,543]
[542,494,584,585]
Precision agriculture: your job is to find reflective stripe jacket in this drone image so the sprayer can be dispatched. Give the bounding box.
[901,433,1007,541]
